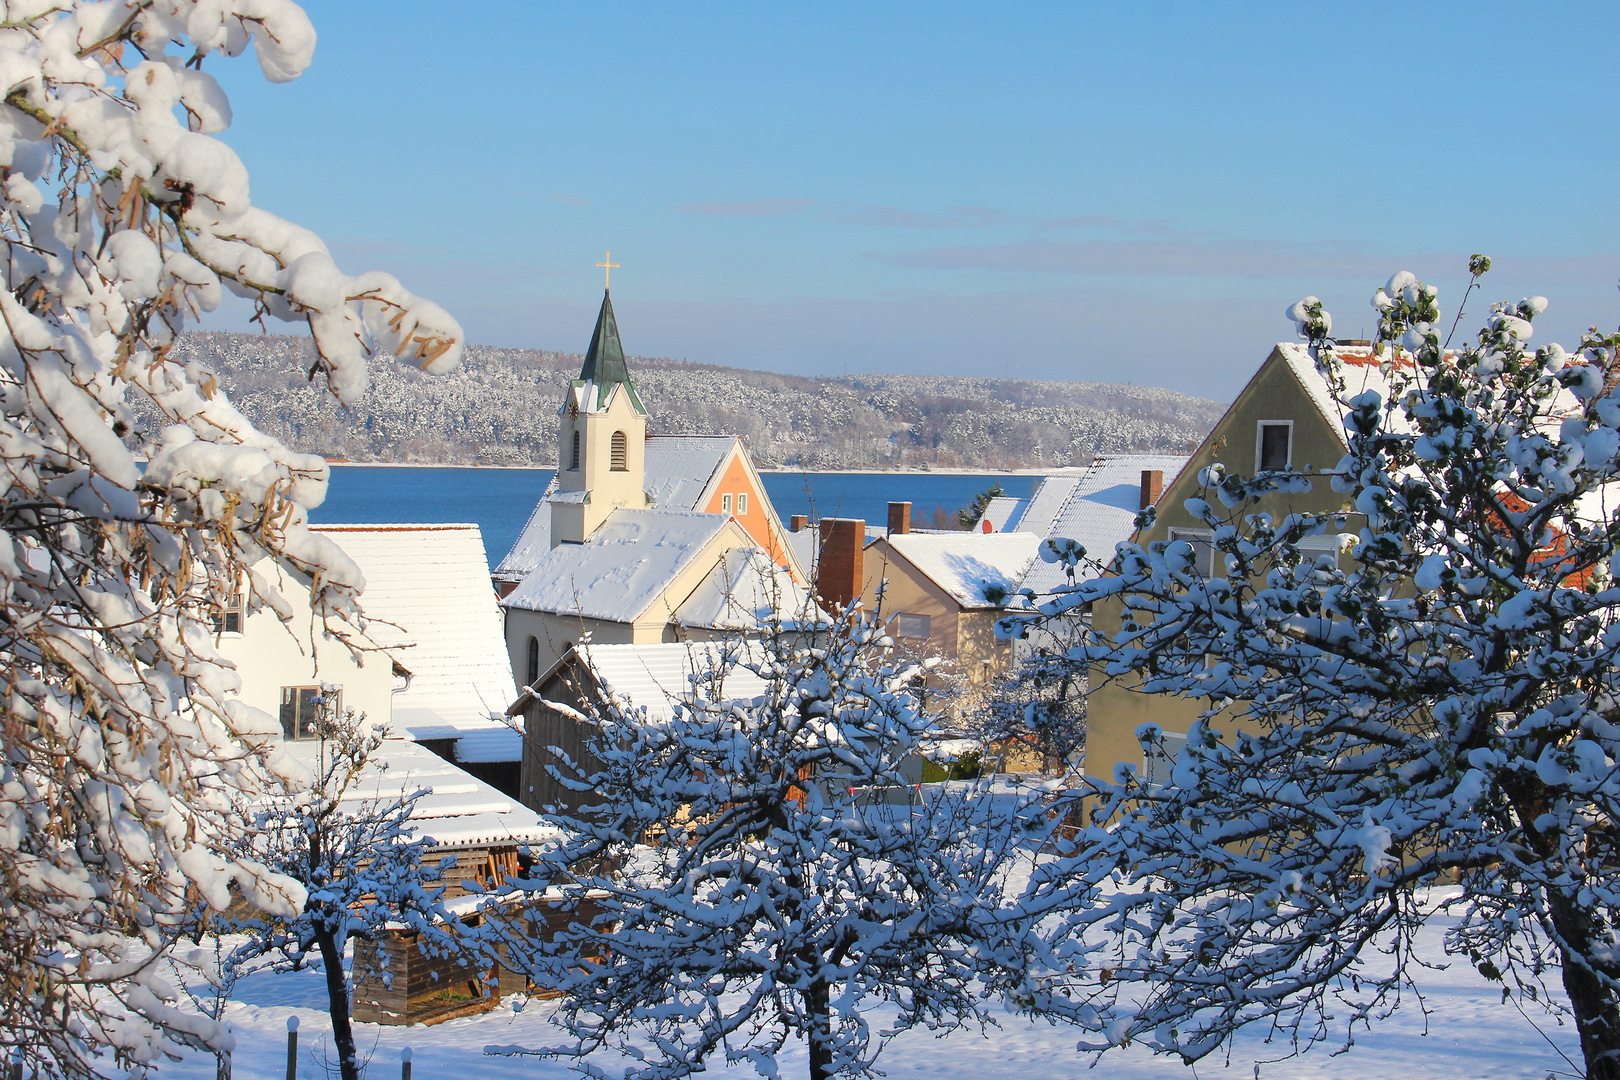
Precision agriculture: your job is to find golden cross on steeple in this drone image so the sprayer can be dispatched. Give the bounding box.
[596,251,620,291]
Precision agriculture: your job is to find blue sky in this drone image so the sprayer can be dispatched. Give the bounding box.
[204,1,1620,399]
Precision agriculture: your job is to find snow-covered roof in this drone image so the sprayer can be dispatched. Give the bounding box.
[491,473,559,584]
[562,641,772,725]
[501,508,731,622]
[285,738,559,849]
[315,525,521,758]
[672,547,825,631]
[1020,454,1190,596]
[979,496,1026,533]
[642,434,736,511]
[493,436,736,585]
[1017,473,1085,537]
[880,532,1041,609]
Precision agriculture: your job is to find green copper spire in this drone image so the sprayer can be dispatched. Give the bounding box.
[579,290,628,384]
[575,290,645,412]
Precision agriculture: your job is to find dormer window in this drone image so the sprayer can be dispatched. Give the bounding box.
[1257,421,1293,471]
[611,431,628,471]
[570,429,580,471]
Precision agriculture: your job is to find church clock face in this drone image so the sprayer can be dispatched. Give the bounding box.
[568,401,579,419]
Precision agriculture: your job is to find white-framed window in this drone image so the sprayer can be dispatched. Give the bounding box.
[1167,527,1217,577]
[1143,730,1188,787]
[279,686,336,741]
[211,580,245,634]
[721,493,733,514]
[1256,420,1294,471]
[893,612,931,639]
[736,492,748,515]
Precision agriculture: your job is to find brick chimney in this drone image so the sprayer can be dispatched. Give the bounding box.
[887,501,911,536]
[1140,469,1164,510]
[816,518,865,609]
[790,514,809,533]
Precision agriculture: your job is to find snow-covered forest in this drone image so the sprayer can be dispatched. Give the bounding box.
[171,331,1225,469]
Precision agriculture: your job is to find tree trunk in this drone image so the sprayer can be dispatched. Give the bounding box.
[1549,894,1620,1080]
[315,924,360,1080]
[805,978,832,1080]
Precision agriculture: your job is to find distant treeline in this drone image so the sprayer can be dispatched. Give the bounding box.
[169,331,1226,470]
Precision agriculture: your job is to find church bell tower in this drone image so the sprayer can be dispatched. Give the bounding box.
[550,284,648,546]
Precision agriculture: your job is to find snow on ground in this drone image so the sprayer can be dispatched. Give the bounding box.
[152,895,1580,1080]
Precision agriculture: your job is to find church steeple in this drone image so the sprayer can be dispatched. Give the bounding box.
[579,290,628,385]
[551,283,649,546]
[575,290,645,413]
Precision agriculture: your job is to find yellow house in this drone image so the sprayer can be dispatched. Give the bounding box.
[1083,341,1385,785]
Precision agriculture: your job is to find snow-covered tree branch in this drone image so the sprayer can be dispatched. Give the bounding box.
[192,700,456,1080]
[0,3,463,1075]
[485,619,1045,1080]
[1001,262,1620,1077]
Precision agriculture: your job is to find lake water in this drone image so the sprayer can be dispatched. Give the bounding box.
[311,467,1041,568]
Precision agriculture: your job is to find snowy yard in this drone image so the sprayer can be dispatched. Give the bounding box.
[151,895,1579,1080]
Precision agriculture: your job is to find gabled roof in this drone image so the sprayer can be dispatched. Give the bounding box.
[540,641,773,726]
[979,496,1027,533]
[1017,473,1085,537]
[501,508,733,623]
[313,524,520,755]
[1019,453,1190,595]
[672,547,825,631]
[643,434,736,511]
[879,532,1041,609]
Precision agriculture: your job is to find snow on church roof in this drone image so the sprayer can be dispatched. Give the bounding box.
[314,525,520,756]
[502,508,731,623]
[643,434,735,511]
[880,532,1040,609]
[1019,454,1190,596]
[672,547,825,631]
[492,436,736,585]
[492,473,559,585]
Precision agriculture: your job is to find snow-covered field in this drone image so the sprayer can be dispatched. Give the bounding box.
[152,897,1580,1080]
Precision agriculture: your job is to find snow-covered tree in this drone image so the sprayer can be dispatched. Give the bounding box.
[1001,262,1620,1077]
[190,698,455,1080]
[0,4,462,1076]
[486,621,1042,1080]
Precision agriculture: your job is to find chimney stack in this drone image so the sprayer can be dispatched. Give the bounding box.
[789,514,808,533]
[887,501,911,536]
[816,518,865,609]
[1140,469,1164,510]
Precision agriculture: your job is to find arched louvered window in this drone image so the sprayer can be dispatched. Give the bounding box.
[610,430,628,471]
[569,429,580,470]
[525,636,540,687]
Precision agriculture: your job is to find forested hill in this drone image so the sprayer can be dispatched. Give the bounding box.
[171,331,1227,471]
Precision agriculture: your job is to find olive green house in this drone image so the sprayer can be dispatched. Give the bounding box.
[1084,341,1387,787]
